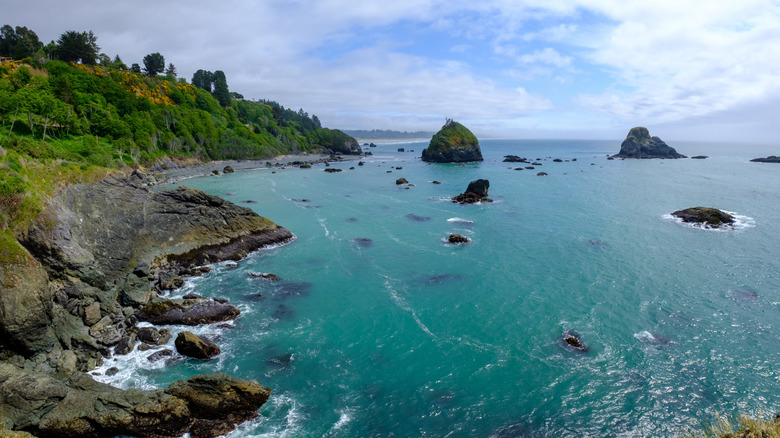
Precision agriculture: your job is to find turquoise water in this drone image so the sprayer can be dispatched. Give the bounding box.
[100,140,779,437]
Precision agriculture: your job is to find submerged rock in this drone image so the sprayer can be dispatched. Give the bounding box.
[560,330,588,353]
[611,127,686,159]
[671,207,735,228]
[421,120,483,163]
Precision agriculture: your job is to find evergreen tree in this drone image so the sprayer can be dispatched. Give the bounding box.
[191,69,213,92]
[54,30,99,64]
[164,63,177,77]
[142,52,165,77]
[130,63,141,73]
[212,70,230,107]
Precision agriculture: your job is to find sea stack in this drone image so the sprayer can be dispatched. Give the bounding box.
[421,119,483,163]
[612,127,686,159]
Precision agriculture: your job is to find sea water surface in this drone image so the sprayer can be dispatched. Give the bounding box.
[97,140,779,437]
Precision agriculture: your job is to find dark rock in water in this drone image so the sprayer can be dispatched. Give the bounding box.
[452,179,492,204]
[396,177,409,185]
[553,158,563,162]
[503,155,528,163]
[448,233,470,244]
[147,349,175,362]
[137,298,240,325]
[560,330,588,353]
[114,334,137,355]
[223,165,235,174]
[346,217,358,222]
[750,155,780,163]
[406,213,431,222]
[532,162,542,166]
[421,120,483,163]
[299,163,312,169]
[324,168,342,173]
[671,207,735,228]
[267,353,294,368]
[493,422,532,438]
[272,281,312,300]
[212,170,220,175]
[175,331,220,359]
[105,367,119,376]
[536,172,548,176]
[611,127,686,159]
[398,148,405,152]
[432,180,442,184]
[354,237,373,247]
[183,292,205,299]
[691,155,708,159]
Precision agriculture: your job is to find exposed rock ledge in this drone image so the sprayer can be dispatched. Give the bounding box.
[1,175,292,436]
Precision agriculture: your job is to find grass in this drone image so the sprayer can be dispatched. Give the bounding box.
[680,414,780,438]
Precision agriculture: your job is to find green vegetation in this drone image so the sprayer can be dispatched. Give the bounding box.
[427,119,478,152]
[0,24,358,247]
[680,414,780,438]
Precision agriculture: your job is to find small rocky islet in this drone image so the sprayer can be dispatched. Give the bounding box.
[611,127,686,159]
[671,206,736,228]
[421,119,483,163]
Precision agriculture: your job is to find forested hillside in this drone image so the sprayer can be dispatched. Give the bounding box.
[0,24,358,252]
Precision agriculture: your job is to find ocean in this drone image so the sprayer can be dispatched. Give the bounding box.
[95,139,780,437]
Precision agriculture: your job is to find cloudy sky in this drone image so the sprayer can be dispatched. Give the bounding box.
[6,0,780,142]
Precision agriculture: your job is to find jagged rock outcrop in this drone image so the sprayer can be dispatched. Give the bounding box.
[611,127,686,159]
[175,331,221,359]
[0,175,291,435]
[421,120,483,163]
[452,179,492,204]
[0,362,270,438]
[671,207,735,228]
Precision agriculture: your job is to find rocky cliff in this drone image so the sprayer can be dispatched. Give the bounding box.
[0,172,293,436]
[421,120,483,163]
[611,127,686,159]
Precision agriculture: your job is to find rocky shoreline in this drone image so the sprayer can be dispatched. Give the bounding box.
[0,165,301,436]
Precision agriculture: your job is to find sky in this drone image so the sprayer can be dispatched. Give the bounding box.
[5,0,780,142]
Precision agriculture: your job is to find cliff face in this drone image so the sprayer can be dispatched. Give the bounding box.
[421,120,483,163]
[0,174,292,437]
[612,127,686,159]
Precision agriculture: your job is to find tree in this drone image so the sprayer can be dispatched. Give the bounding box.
[191,69,213,92]
[130,63,141,74]
[55,30,99,64]
[164,63,177,77]
[0,25,43,60]
[212,70,230,107]
[142,52,165,77]
[112,54,127,70]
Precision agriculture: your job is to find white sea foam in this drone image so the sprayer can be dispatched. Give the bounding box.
[318,217,330,237]
[447,217,474,224]
[331,408,354,431]
[662,211,755,231]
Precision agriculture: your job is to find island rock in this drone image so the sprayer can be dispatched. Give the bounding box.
[611,127,686,159]
[750,156,780,163]
[308,128,361,155]
[671,207,735,228]
[421,120,483,163]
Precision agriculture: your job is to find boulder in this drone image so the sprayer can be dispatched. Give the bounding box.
[503,155,527,163]
[611,127,686,158]
[671,207,735,228]
[421,120,483,163]
[561,330,588,353]
[396,178,409,185]
[223,165,234,174]
[175,331,220,359]
[324,168,342,173]
[137,298,240,325]
[137,326,172,345]
[691,155,708,159]
[448,234,470,244]
[452,179,491,204]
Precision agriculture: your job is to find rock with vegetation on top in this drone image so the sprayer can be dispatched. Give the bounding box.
[611,127,686,159]
[175,331,221,359]
[421,119,483,163]
[308,128,361,155]
[671,207,735,228]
